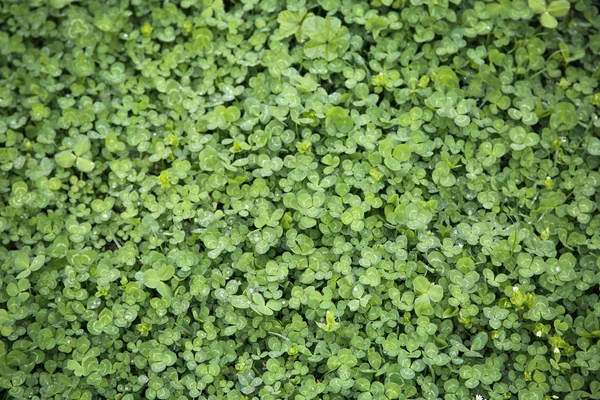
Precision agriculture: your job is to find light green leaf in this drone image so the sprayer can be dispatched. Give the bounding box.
[547,0,570,16]
[540,12,558,28]
[156,282,172,299]
[142,269,161,289]
[158,265,175,281]
[72,136,91,156]
[55,151,77,168]
[76,157,96,172]
[413,276,430,295]
[528,0,547,13]
[414,295,433,316]
[276,8,307,39]
[392,144,411,163]
[428,285,444,302]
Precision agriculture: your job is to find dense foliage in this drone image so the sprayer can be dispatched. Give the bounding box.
[1,0,600,399]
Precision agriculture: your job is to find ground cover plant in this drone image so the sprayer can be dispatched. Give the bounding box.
[0,0,599,399]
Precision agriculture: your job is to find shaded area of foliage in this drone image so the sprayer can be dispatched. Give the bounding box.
[1,0,600,399]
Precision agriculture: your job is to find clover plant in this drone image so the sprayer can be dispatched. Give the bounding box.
[1,1,600,400]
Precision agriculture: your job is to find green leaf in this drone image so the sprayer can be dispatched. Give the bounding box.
[413,276,430,295]
[325,106,353,135]
[547,0,570,16]
[6,283,20,297]
[252,303,274,316]
[302,16,349,61]
[142,269,162,289]
[1,1,599,397]
[587,137,600,155]
[550,102,578,129]
[276,8,307,39]
[529,0,547,13]
[427,285,444,302]
[414,295,433,316]
[55,151,77,168]
[540,12,558,28]
[98,309,113,326]
[75,157,96,172]
[392,144,411,163]
[571,374,584,391]
[192,28,214,52]
[158,265,174,281]
[470,332,488,351]
[156,282,172,299]
[72,136,91,156]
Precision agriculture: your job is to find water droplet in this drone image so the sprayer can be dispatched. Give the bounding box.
[89,298,101,309]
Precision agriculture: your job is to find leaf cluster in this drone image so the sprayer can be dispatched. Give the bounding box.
[1,0,600,400]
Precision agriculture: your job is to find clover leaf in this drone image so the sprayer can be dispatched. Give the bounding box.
[529,0,570,28]
[508,127,540,150]
[54,135,96,172]
[139,265,174,299]
[325,106,353,135]
[301,16,350,61]
[276,8,307,39]
[413,276,444,316]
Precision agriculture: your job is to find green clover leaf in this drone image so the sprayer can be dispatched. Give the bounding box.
[302,16,350,61]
